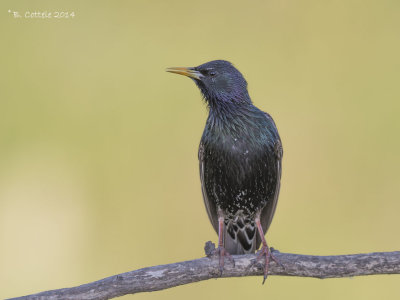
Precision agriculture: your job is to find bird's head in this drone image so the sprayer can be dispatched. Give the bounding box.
[167,60,251,108]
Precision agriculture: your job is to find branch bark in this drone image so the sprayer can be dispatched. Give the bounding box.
[9,242,400,300]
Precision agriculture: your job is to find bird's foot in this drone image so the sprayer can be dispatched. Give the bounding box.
[210,246,235,275]
[253,245,284,284]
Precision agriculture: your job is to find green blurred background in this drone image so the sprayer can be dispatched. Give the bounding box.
[1,0,400,299]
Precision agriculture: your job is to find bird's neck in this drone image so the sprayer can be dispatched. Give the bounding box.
[208,102,247,120]
[206,90,251,110]
[206,96,261,132]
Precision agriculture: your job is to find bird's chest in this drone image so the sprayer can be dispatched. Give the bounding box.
[204,136,258,177]
[201,132,271,215]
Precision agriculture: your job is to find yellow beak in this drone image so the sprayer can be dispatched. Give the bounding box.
[166,67,202,80]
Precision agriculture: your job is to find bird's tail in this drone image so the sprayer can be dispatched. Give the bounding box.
[224,220,258,255]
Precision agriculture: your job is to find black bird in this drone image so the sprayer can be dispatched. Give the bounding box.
[167,60,283,282]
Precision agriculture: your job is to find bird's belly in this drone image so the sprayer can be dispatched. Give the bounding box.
[203,154,272,216]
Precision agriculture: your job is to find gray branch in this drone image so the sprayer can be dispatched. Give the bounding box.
[9,242,400,300]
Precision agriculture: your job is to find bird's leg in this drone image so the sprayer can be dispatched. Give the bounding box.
[212,215,234,275]
[254,217,283,284]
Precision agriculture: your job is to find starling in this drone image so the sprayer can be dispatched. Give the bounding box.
[167,60,283,282]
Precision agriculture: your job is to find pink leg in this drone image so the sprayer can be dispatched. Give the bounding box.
[213,216,234,274]
[255,217,283,284]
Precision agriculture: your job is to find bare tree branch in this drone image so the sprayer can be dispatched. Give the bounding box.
[8,242,400,300]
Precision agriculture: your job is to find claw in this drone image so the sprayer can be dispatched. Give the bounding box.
[256,246,272,284]
[253,217,284,284]
[252,246,284,284]
[212,214,235,275]
[270,250,285,270]
[211,246,235,275]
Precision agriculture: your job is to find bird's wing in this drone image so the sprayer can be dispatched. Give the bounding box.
[259,112,283,237]
[198,141,219,233]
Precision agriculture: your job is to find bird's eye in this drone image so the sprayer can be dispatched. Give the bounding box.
[209,70,217,77]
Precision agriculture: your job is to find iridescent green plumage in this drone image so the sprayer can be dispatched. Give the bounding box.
[167,60,283,280]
